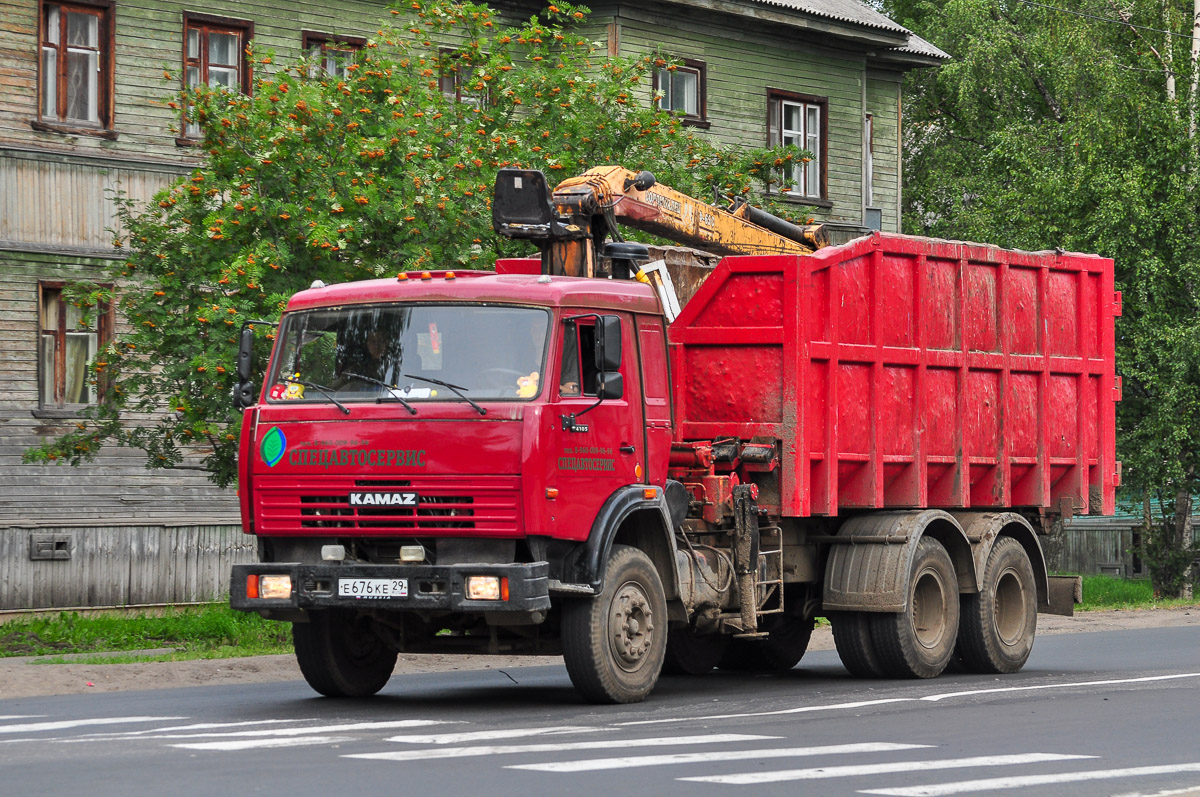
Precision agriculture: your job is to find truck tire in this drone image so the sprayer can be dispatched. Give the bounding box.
[717,616,814,672]
[830,612,886,678]
[956,537,1037,673]
[292,609,397,698]
[869,536,960,679]
[562,544,668,703]
[662,626,729,675]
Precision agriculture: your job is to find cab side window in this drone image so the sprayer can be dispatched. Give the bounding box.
[559,320,599,396]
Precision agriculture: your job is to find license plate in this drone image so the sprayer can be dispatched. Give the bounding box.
[338,578,409,598]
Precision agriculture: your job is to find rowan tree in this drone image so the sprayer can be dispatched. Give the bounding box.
[24,1,804,488]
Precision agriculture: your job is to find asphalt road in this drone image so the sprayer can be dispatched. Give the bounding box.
[3,625,1199,797]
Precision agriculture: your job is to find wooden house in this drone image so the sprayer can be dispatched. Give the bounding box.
[0,0,944,609]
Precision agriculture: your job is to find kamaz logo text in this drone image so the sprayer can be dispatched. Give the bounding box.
[348,491,419,507]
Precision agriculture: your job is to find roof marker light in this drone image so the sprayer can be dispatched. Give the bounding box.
[420,271,433,281]
[397,273,409,281]
[445,272,456,280]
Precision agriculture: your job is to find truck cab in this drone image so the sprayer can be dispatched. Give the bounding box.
[232,268,682,702]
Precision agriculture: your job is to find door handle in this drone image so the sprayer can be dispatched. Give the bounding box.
[620,444,636,454]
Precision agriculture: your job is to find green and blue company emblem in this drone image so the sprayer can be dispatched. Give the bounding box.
[260,426,287,467]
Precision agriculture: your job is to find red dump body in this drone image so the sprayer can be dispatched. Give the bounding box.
[669,232,1119,519]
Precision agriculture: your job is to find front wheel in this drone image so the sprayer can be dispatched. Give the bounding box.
[562,545,668,703]
[956,537,1037,673]
[292,609,398,697]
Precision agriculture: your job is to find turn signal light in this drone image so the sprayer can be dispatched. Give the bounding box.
[248,574,292,599]
[545,488,559,499]
[643,488,658,500]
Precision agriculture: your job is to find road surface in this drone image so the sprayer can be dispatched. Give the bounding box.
[2,625,1198,797]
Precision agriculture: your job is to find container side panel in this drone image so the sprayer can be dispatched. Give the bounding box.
[684,346,783,423]
[837,363,874,506]
[881,365,919,505]
[807,267,830,343]
[924,256,959,350]
[1048,374,1079,459]
[879,253,915,348]
[807,359,830,514]
[965,263,999,352]
[1006,267,1041,355]
[1048,271,1079,357]
[837,254,872,345]
[691,270,784,328]
[923,367,958,457]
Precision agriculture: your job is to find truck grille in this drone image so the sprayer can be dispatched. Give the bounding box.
[255,477,521,536]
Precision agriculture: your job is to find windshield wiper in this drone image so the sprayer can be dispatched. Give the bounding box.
[285,377,350,415]
[342,372,417,415]
[402,373,487,416]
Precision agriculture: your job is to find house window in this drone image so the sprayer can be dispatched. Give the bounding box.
[303,31,364,79]
[654,59,706,125]
[38,282,110,408]
[182,14,252,139]
[438,48,486,105]
[768,90,826,199]
[39,0,112,129]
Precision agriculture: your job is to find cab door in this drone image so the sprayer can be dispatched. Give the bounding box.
[547,311,645,542]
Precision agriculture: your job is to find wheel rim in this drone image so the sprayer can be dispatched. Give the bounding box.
[911,567,949,650]
[609,579,656,672]
[993,567,1026,646]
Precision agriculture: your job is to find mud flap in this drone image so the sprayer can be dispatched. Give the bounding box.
[1043,575,1082,616]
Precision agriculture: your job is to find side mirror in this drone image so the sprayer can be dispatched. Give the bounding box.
[236,327,255,382]
[597,371,623,400]
[594,315,621,372]
[233,382,256,410]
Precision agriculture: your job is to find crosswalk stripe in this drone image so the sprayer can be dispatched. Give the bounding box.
[345,734,779,763]
[136,719,449,740]
[0,716,186,735]
[386,726,608,744]
[679,753,1097,785]
[171,736,356,751]
[859,762,1200,796]
[508,742,934,773]
[72,719,316,739]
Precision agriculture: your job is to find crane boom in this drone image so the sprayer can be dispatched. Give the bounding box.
[493,165,827,278]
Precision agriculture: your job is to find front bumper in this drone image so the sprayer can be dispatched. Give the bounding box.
[230,561,551,614]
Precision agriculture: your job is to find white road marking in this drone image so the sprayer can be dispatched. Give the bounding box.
[620,698,914,725]
[622,672,1200,726]
[0,716,187,734]
[73,719,316,739]
[386,726,607,744]
[137,719,449,740]
[345,734,779,762]
[171,735,356,751]
[0,716,42,721]
[1109,786,1200,797]
[859,763,1200,796]
[680,753,1097,785]
[918,672,1200,702]
[508,742,933,773]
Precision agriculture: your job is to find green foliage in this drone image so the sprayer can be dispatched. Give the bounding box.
[0,606,291,659]
[889,0,1200,596]
[23,1,804,487]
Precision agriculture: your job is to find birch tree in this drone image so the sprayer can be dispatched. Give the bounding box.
[889,0,1200,596]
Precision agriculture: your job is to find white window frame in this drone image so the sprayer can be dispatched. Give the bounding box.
[768,90,826,200]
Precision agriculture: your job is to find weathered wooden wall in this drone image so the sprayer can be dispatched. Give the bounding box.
[608,0,907,240]
[0,522,253,609]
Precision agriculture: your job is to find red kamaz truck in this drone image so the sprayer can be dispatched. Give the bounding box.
[230,167,1119,704]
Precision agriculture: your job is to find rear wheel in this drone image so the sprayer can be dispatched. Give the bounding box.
[830,611,886,678]
[870,537,960,679]
[718,615,814,672]
[562,545,668,703]
[662,626,729,675]
[292,609,397,697]
[956,537,1037,673]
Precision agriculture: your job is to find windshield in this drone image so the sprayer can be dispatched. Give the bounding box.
[267,304,550,404]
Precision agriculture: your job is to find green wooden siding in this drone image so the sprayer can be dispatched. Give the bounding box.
[0,251,241,524]
[866,72,901,232]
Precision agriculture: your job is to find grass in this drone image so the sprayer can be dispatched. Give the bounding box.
[1077,574,1200,611]
[0,604,292,662]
